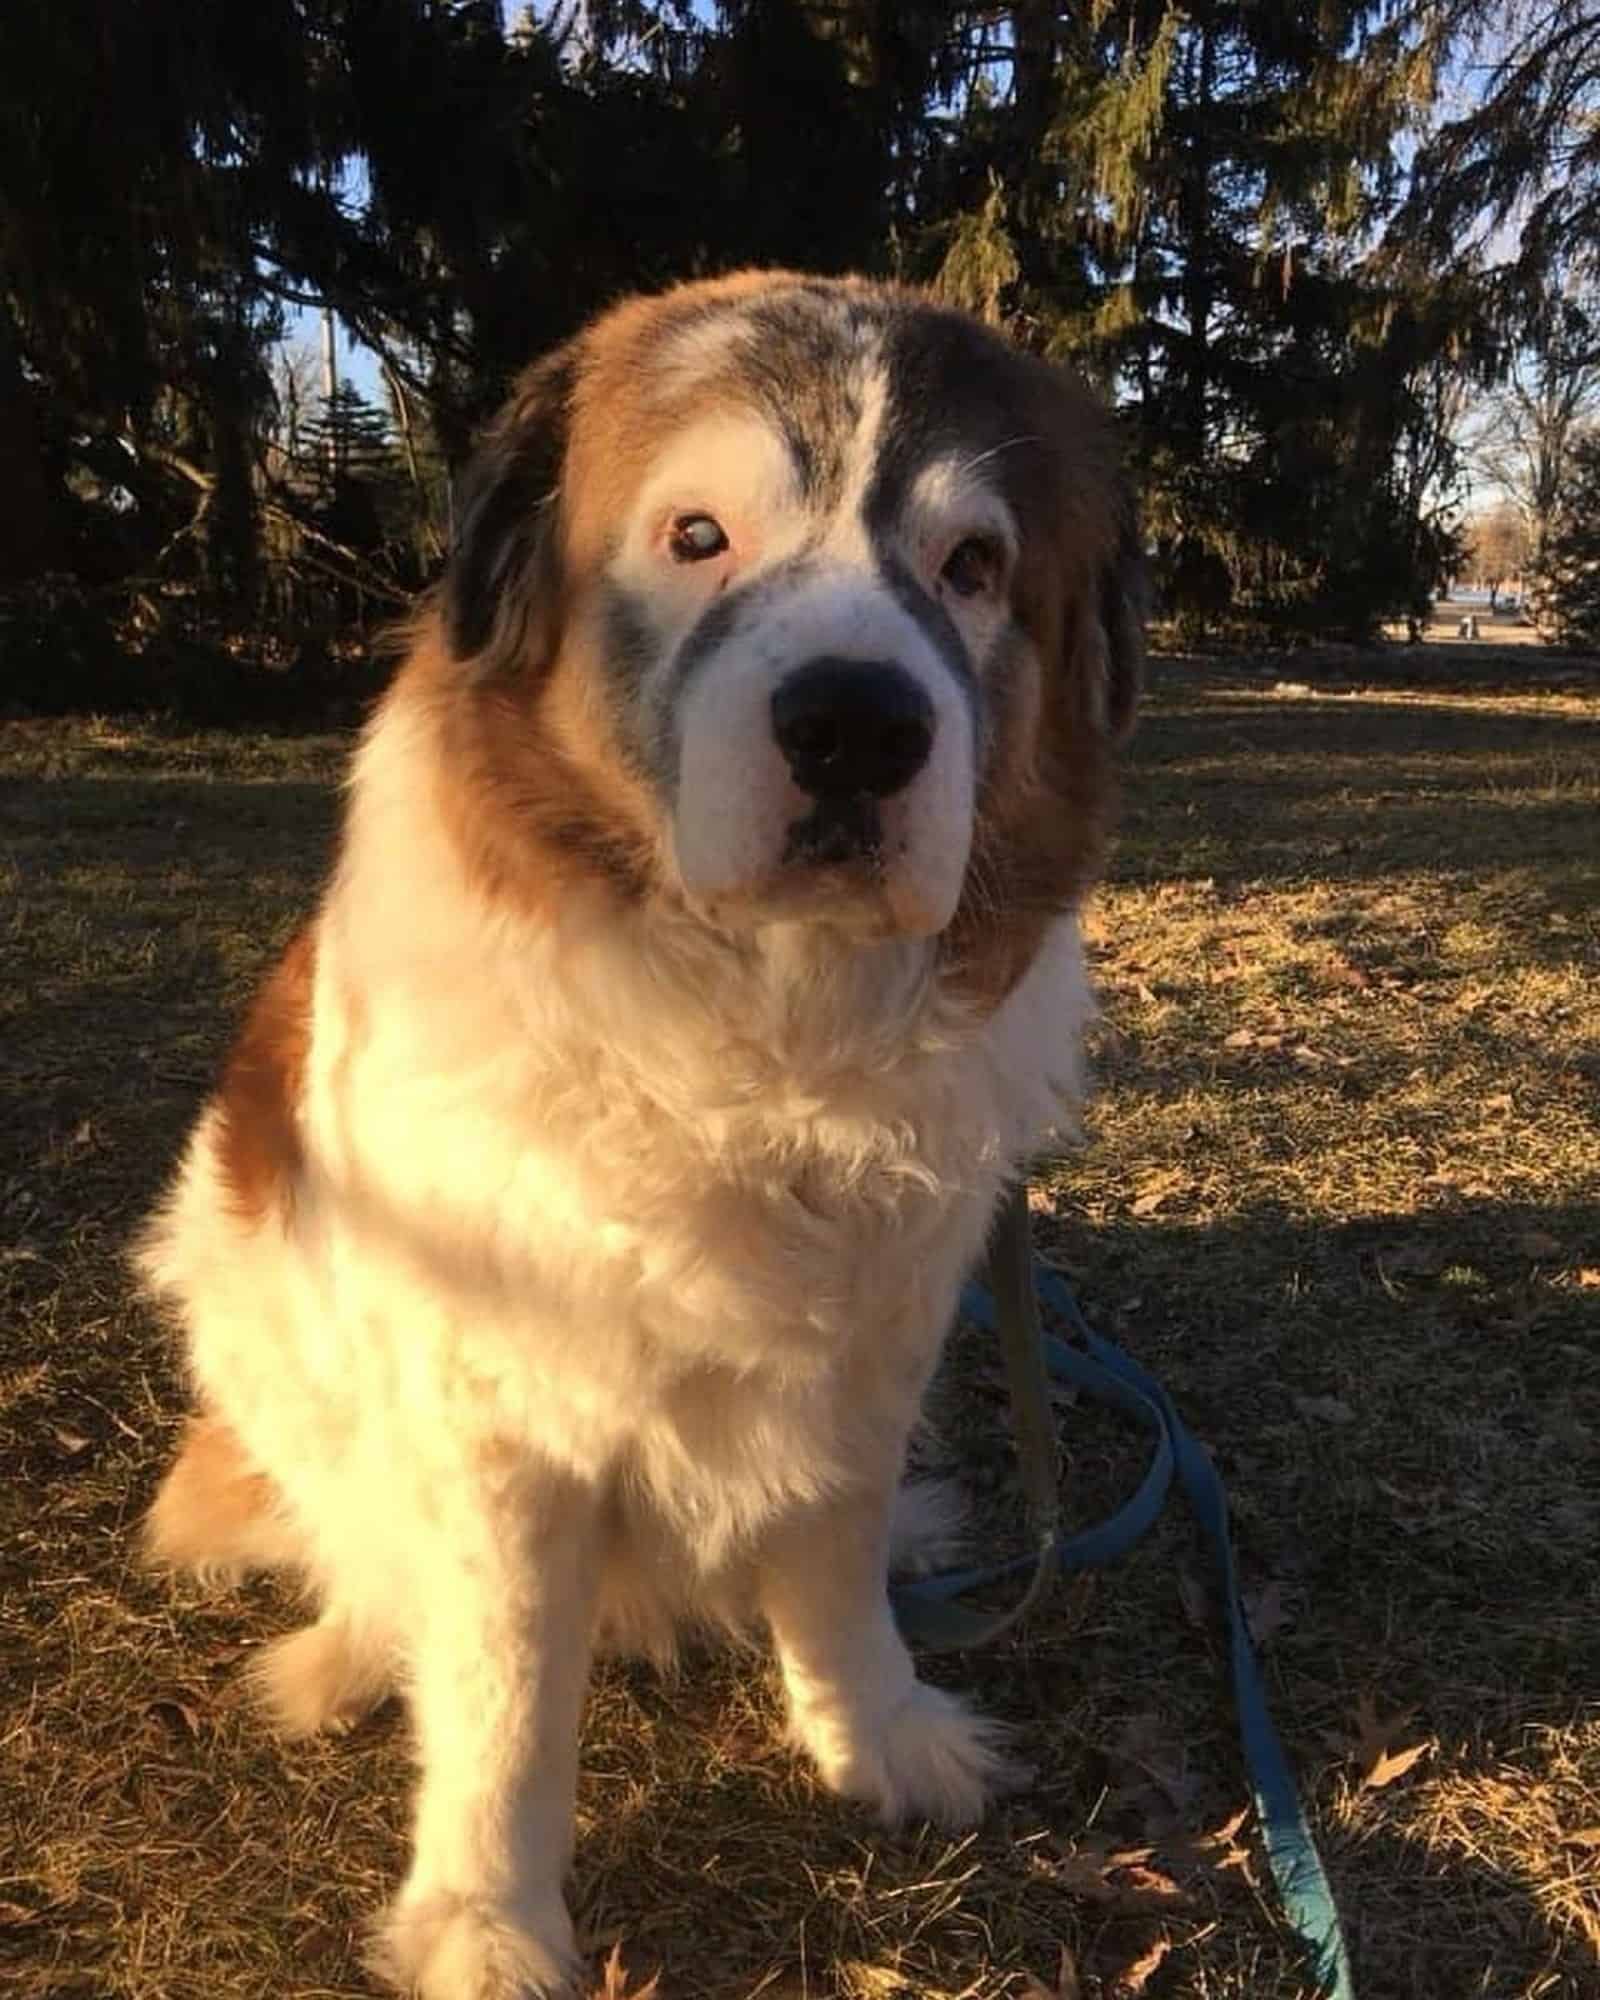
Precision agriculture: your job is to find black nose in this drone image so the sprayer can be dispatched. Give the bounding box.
[770,660,934,800]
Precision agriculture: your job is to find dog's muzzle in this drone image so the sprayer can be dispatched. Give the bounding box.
[771,659,934,866]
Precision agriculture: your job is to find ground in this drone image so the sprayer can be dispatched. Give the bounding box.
[3,641,1598,2000]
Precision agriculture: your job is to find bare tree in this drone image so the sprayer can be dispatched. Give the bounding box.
[1463,502,1530,605]
[269,341,322,474]
[1464,285,1600,560]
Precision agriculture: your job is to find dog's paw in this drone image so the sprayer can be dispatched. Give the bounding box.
[248,1619,391,1739]
[795,1678,1025,1829]
[371,1888,577,2000]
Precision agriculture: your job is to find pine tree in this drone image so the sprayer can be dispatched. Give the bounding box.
[1529,431,1600,648]
[1035,3,1459,634]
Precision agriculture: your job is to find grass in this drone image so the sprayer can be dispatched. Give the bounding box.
[3,643,1598,2000]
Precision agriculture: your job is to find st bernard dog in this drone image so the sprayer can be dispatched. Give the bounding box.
[137,270,1143,1998]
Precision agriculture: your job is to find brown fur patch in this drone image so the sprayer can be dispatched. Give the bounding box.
[939,348,1144,1013]
[401,623,663,921]
[214,924,315,1223]
[143,1413,296,1575]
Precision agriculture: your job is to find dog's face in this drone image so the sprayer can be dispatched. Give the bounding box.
[438,272,1142,990]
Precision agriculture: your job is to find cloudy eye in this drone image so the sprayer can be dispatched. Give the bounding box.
[941,535,1002,599]
[669,513,729,563]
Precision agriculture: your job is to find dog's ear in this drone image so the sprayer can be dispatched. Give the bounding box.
[1096,501,1147,744]
[443,344,578,670]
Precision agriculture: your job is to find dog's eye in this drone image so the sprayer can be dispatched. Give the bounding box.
[941,536,1001,599]
[669,514,729,563]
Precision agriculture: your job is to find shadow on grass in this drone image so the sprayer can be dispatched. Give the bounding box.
[1020,1192,1599,1995]
[1117,680,1600,896]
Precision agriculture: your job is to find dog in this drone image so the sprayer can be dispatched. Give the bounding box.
[137,270,1143,1999]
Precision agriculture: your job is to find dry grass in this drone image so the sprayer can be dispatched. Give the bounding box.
[3,646,1597,2000]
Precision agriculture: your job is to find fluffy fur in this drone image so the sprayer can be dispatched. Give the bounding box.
[137,270,1142,1999]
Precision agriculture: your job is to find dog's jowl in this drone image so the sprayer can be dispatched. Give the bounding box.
[138,271,1143,2000]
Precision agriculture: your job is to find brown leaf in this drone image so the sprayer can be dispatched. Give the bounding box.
[1223,1027,1255,1050]
[53,1427,93,1458]
[1019,1944,1081,1999]
[586,1943,660,2000]
[1176,1564,1211,1631]
[1364,1737,1429,1790]
[1159,1806,1253,1883]
[1130,1170,1186,1218]
[1576,1268,1600,1290]
[1560,1826,1600,1849]
[1333,1693,1431,1792]
[1043,1843,1192,1913]
[1293,1393,1356,1426]
[145,1697,201,1741]
[1106,1714,1198,1828]
[1243,1579,1293,1649]
[1108,1929,1173,1996]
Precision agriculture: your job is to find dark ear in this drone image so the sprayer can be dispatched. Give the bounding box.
[443,344,578,668]
[1097,502,1147,743]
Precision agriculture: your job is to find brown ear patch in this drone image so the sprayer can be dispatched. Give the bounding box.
[443,346,577,668]
[214,924,315,1224]
[938,339,1146,1012]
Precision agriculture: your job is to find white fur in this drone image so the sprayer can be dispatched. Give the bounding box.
[670,562,977,934]
[139,601,1092,2000]
[603,359,997,937]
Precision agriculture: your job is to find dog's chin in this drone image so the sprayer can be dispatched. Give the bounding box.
[672,794,972,942]
[680,863,962,943]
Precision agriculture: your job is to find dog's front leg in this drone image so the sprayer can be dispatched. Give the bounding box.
[759,1469,1017,1830]
[373,1451,598,2000]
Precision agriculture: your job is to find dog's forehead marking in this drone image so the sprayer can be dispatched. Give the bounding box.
[650,291,893,526]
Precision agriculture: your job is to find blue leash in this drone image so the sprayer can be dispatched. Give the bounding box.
[890,1253,1356,2000]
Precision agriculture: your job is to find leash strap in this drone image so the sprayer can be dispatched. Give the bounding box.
[888,1194,1356,2000]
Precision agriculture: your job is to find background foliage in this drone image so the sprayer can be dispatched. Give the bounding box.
[2,0,1598,712]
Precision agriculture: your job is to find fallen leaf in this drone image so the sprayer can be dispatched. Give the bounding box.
[1130,1170,1186,1218]
[1243,1579,1293,1648]
[1223,1028,1256,1050]
[1293,1393,1356,1426]
[52,1427,92,1457]
[1134,980,1158,1005]
[586,1943,660,2000]
[1363,1737,1429,1790]
[1176,1564,1210,1630]
[1560,1826,1600,1849]
[145,1697,201,1740]
[1108,1928,1173,1995]
[1330,1693,1431,1792]
[1159,1806,1253,1882]
[1576,1269,1600,1289]
[1020,1943,1082,1999]
[1107,1713,1198,1826]
[1042,1843,1192,1912]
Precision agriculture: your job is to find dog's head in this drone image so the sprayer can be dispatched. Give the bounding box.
[434,271,1142,996]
